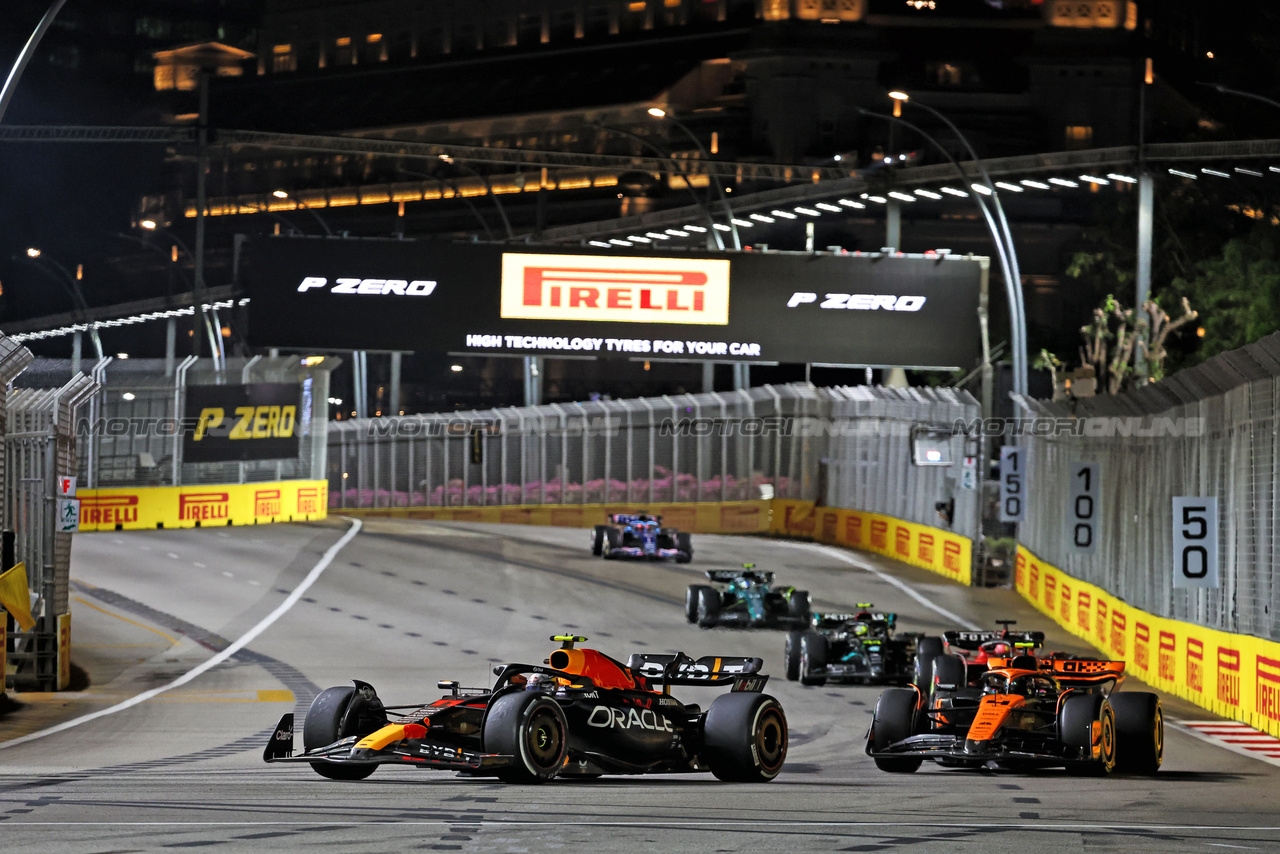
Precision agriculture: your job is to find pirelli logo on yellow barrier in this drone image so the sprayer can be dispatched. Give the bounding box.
[1016,544,1280,737]
[77,480,328,531]
[770,500,973,586]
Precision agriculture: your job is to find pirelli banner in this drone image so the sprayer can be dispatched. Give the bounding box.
[77,480,327,531]
[1016,545,1280,737]
[771,500,973,586]
[245,239,983,369]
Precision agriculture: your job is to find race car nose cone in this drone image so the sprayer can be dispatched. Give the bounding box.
[963,738,992,756]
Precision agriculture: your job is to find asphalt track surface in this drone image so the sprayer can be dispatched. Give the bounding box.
[2,517,1279,853]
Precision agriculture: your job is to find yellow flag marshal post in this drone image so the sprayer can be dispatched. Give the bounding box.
[0,562,36,631]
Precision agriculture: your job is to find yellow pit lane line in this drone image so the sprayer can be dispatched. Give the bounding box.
[73,596,179,645]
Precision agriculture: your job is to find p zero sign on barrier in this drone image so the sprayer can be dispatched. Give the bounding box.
[998,446,1025,522]
[1172,496,1219,589]
[1066,462,1099,554]
[183,383,301,463]
[245,239,984,369]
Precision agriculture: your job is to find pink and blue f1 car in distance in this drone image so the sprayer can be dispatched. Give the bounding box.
[591,514,693,563]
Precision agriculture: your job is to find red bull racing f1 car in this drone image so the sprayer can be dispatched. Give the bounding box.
[592,514,693,563]
[866,651,1163,775]
[263,635,786,783]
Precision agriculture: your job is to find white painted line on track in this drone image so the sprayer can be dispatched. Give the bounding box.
[0,517,363,751]
[789,541,981,631]
[0,820,1277,832]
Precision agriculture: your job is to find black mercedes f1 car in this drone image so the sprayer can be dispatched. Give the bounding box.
[783,606,942,689]
[263,635,787,783]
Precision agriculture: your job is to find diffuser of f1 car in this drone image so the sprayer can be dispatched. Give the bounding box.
[265,635,785,783]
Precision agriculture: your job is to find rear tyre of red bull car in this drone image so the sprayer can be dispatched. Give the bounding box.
[302,685,384,781]
[701,693,788,782]
[870,687,923,773]
[483,692,569,784]
[1109,692,1163,774]
[1060,694,1116,776]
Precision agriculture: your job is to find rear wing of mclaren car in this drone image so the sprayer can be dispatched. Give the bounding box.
[626,652,766,689]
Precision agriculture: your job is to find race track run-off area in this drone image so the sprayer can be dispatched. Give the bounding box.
[2,517,1279,853]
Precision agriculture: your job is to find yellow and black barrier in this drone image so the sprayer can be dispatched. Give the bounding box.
[1017,545,1280,737]
[75,480,328,531]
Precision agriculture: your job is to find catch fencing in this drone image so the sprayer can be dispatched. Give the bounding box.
[0,335,99,691]
[1015,332,1280,641]
[17,356,333,488]
[328,383,982,544]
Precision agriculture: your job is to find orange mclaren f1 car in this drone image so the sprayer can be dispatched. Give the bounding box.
[866,652,1163,775]
[264,635,787,783]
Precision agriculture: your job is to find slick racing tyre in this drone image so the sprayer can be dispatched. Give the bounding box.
[798,632,827,686]
[787,590,811,623]
[702,693,788,782]
[601,527,621,559]
[686,585,714,624]
[696,587,721,628]
[930,654,968,698]
[784,630,804,681]
[870,688,923,773]
[675,532,693,563]
[483,692,569,784]
[1110,692,1164,774]
[1061,694,1116,776]
[303,685,385,781]
[913,636,945,696]
[591,526,607,556]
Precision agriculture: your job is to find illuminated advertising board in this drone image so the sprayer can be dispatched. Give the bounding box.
[245,239,982,369]
[183,383,302,463]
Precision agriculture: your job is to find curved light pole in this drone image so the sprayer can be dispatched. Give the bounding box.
[437,156,515,241]
[269,191,334,236]
[861,107,1025,399]
[139,221,223,367]
[587,122,726,250]
[0,0,68,125]
[1199,82,1280,113]
[647,108,741,250]
[19,248,103,359]
[887,92,1028,397]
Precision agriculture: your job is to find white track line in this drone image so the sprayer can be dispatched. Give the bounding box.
[0,820,1277,832]
[0,517,362,751]
[790,541,981,631]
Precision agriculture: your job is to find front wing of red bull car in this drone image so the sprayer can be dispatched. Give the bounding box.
[263,636,786,783]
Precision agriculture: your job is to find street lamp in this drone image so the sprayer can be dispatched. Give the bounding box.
[137,222,224,366]
[886,91,1028,397]
[435,156,514,241]
[647,107,741,250]
[262,192,334,236]
[18,246,103,359]
[587,122,726,250]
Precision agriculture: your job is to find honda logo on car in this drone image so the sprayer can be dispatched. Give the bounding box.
[587,705,674,732]
[297,277,437,295]
[501,253,730,324]
[787,292,926,311]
